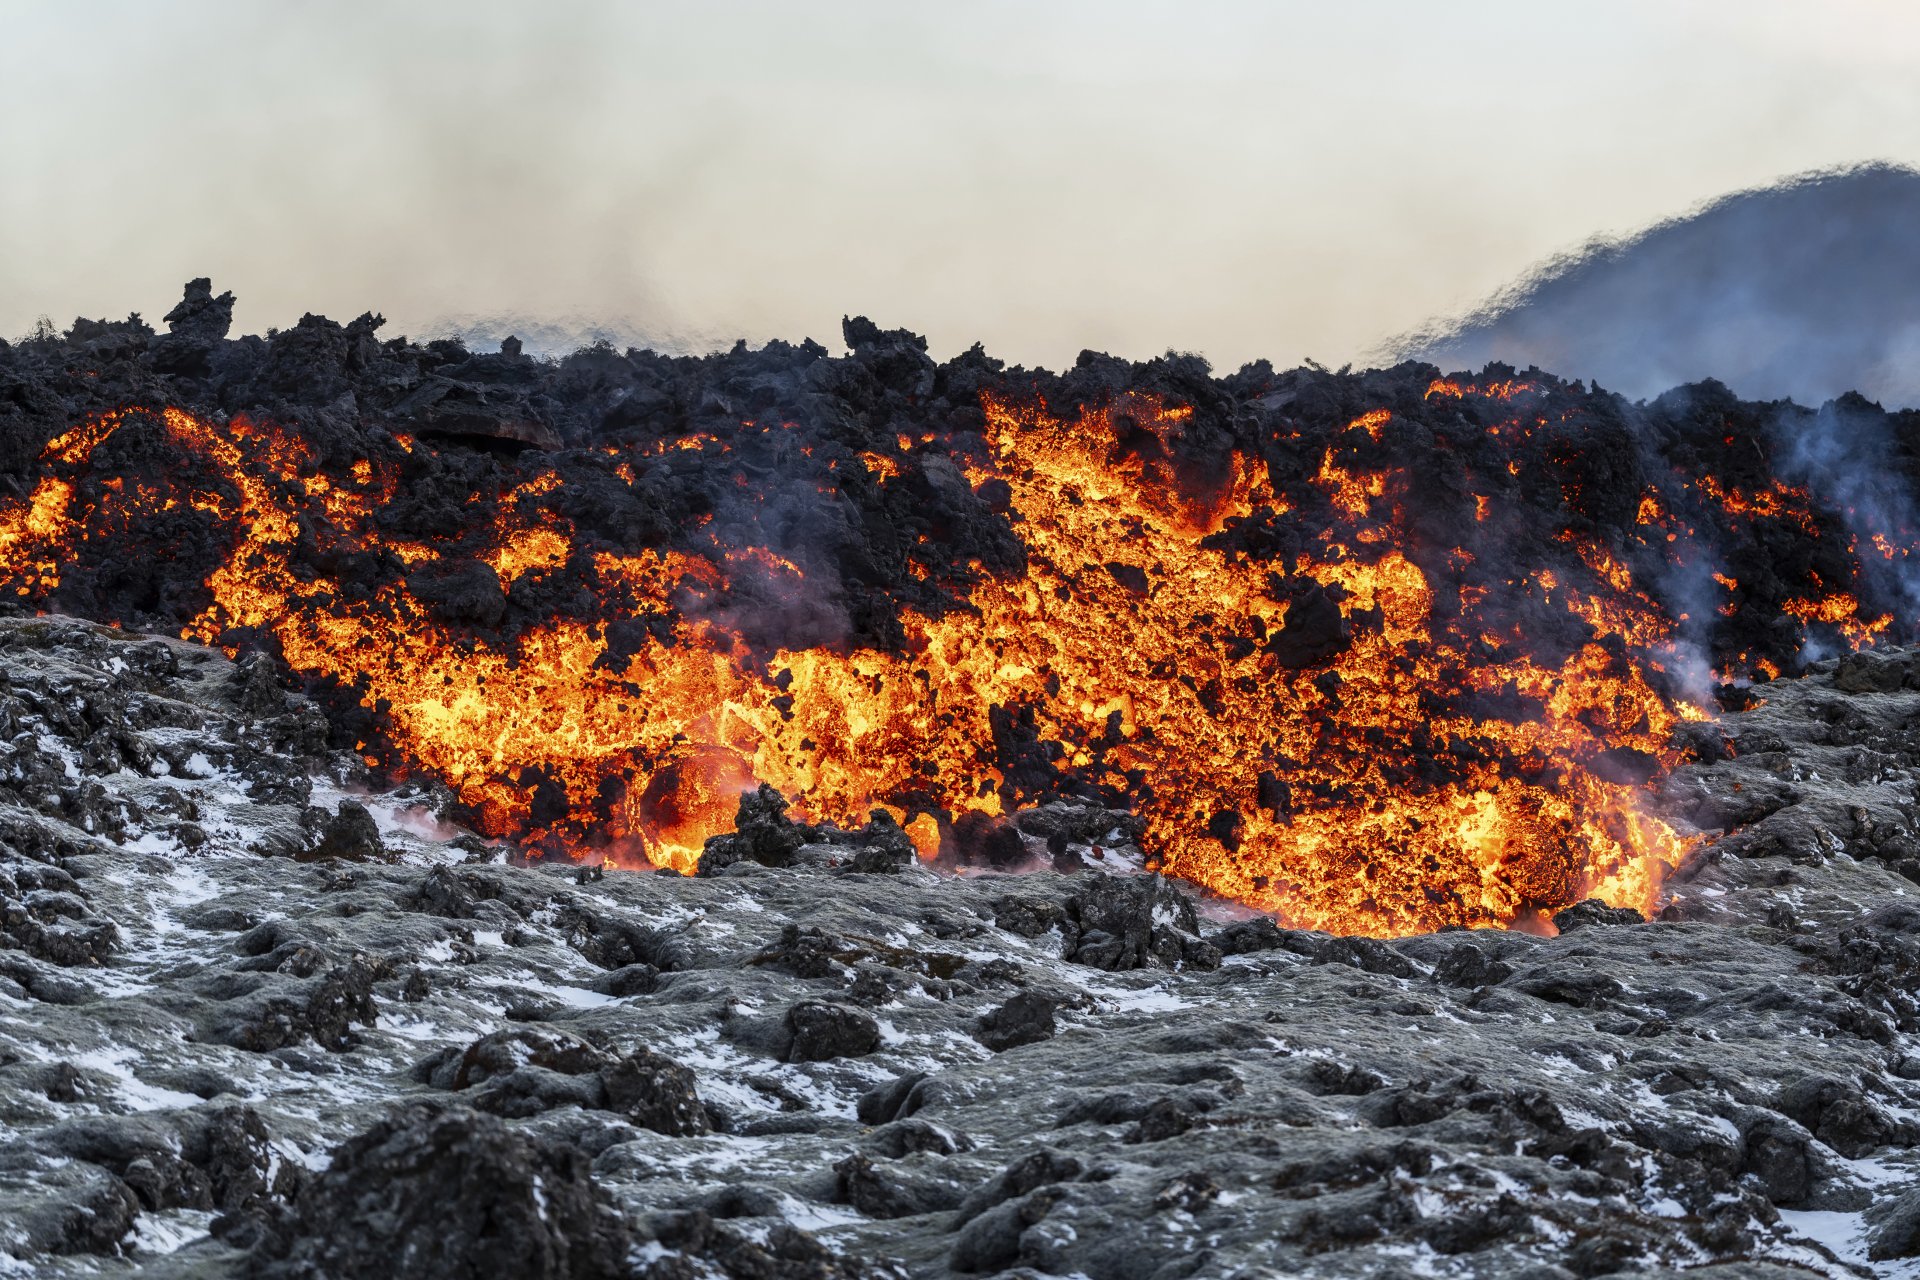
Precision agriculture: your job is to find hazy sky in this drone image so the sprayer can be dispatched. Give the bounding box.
[2,1,1917,368]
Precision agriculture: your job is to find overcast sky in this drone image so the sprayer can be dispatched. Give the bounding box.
[2,1,1916,368]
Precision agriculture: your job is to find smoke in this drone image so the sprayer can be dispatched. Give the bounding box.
[422,315,702,360]
[1389,163,1920,409]
[1772,394,1920,625]
[1649,549,1732,699]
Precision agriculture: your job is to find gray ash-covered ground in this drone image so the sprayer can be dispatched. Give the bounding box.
[5,616,1920,1277]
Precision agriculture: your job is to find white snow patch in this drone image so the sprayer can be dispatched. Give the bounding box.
[71,1045,204,1112]
[124,830,184,856]
[36,734,81,779]
[1558,1102,1614,1132]
[1775,1209,1880,1274]
[1089,984,1190,1013]
[130,1208,215,1255]
[378,1012,452,1042]
[275,1138,333,1173]
[1365,1241,1447,1277]
[658,1030,785,1116]
[78,965,160,998]
[481,973,619,1009]
[773,1193,864,1230]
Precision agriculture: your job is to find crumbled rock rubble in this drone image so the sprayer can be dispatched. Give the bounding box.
[3,616,1920,1279]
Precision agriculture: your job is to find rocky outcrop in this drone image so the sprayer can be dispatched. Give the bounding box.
[248,1103,632,1279]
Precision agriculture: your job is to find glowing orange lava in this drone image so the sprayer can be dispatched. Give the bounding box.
[0,397,1726,934]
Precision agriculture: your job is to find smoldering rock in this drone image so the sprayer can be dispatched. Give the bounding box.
[698,785,809,876]
[149,277,236,378]
[1266,580,1352,669]
[1550,899,1646,933]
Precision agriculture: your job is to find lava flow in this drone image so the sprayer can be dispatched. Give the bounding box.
[2,331,1914,937]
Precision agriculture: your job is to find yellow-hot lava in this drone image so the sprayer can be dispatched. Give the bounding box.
[0,397,1717,935]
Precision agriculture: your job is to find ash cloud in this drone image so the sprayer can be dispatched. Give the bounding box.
[1390,163,1920,408]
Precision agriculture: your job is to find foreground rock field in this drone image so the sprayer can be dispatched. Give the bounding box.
[4,615,1920,1278]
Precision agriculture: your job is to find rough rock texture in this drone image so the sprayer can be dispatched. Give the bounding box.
[251,1102,632,1279]
[2,616,1920,1278]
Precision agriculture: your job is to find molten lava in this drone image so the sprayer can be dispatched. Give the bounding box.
[5,372,1900,936]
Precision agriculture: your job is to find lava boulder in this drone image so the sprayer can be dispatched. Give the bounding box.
[786,1000,882,1062]
[252,1102,631,1280]
[974,991,1060,1052]
[697,784,808,875]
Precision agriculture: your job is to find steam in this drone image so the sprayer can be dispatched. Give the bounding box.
[1389,163,1920,409]
[1772,395,1920,630]
[1649,551,1731,699]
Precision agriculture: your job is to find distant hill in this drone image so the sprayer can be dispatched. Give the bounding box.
[1389,163,1920,407]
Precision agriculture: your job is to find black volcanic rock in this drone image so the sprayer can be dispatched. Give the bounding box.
[1061,873,1214,971]
[1551,898,1646,933]
[149,276,235,377]
[785,1000,881,1062]
[699,785,809,875]
[252,1103,631,1279]
[601,1045,711,1136]
[303,799,385,862]
[974,990,1059,1051]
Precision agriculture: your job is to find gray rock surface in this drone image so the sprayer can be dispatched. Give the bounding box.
[1,616,1918,1277]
